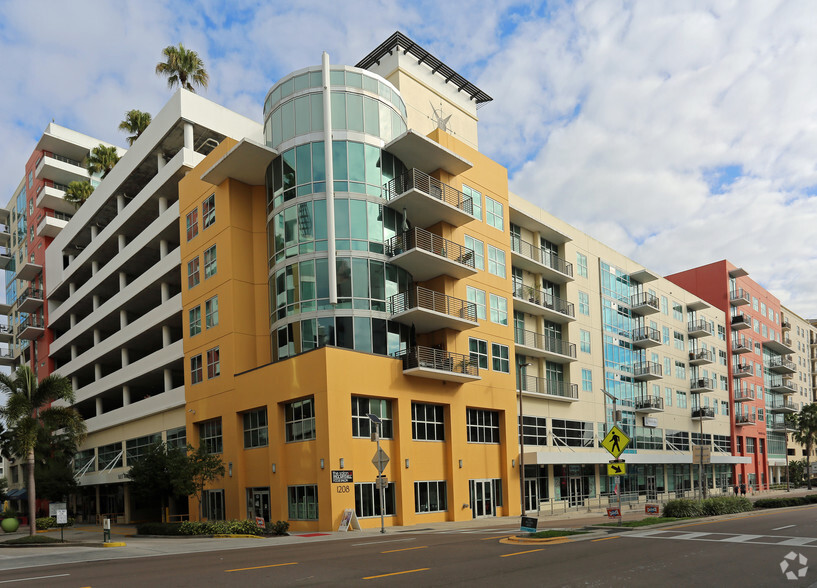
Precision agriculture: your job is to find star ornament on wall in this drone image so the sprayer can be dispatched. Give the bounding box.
[431,101,452,133]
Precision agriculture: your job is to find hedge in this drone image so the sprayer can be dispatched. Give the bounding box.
[35,516,75,530]
[136,519,289,536]
[663,496,753,518]
[754,494,817,509]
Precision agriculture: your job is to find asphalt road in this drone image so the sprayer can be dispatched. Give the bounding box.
[3,507,817,587]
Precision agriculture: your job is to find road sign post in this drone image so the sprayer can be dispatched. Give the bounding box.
[368,413,389,534]
[600,416,631,528]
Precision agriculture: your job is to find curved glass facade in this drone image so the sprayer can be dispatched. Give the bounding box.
[265,67,412,363]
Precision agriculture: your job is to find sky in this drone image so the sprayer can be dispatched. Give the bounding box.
[1,0,816,317]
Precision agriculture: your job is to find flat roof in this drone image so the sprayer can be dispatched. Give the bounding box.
[356,31,493,105]
[200,139,277,187]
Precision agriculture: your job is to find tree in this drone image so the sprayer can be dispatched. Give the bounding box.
[118,109,152,146]
[0,477,7,504]
[64,181,94,209]
[177,445,225,521]
[35,458,77,503]
[787,404,817,490]
[0,367,86,535]
[155,43,209,93]
[85,144,120,178]
[789,458,806,488]
[126,442,189,518]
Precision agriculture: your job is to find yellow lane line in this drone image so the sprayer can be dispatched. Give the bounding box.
[592,536,620,542]
[481,535,513,540]
[500,548,544,557]
[226,562,298,572]
[363,568,430,580]
[382,546,428,554]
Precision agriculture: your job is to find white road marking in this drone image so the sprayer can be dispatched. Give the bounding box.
[773,525,796,530]
[0,574,70,584]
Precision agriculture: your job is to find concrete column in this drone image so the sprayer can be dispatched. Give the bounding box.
[95,486,101,521]
[91,260,99,275]
[68,254,75,264]
[94,364,102,381]
[183,122,194,151]
[69,283,76,296]
[161,282,169,303]
[95,397,103,416]
[121,348,129,367]
[71,345,78,360]
[93,329,101,345]
[118,234,126,252]
[119,272,127,291]
[157,152,166,170]
[90,225,98,240]
[117,194,125,213]
[92,295,99,310]
[72,376,79,391]
[122,385,130,407]
[159,239,168,258]
[70,313,76,328]
[159,196,168,214]
[162,325,171,347]
[120,309,128,329]
[164,368,172,392]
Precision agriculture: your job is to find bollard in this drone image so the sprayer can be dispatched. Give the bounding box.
[103,517,111,543]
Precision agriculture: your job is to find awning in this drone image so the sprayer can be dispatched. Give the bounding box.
[6,488,27,500]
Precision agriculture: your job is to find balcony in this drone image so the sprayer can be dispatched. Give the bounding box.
[733,388,755,402]
[19,315,44,340]
[688,318,712,338]
[732,363,753,378]
[389,287,478,333]
[0,245,10,270]
[635,395,664,413]
[633,361,663,381]
[631,326,662,348]
[397,346,480,383]
[511,285,575,323]
[630,292,660,316]
[384,169,474,228]
[768,418,796,432]
[385,227,477,281]
[731,313,751,330]
[0,324,12,343]
[766,356,796,374]
[513,328,576,364]
[690,377,715,393]
[735,414,756,427]
[37,215,69,239]
[768,377,797,395]
[36,183,76,215]
[691,407,715,421]
[15,259,42,282]
[770,399,797,414]
[16,287,43,314]
[781,319,791,331]
[732,338,753,354]
[35,152,90,185]
[764,338,796,355]
[729,288,751,306]
[519,375,578,402]
[688,349,714,365]
[0,347,14,366]
[510,237,573,284]
[0,224,10,248]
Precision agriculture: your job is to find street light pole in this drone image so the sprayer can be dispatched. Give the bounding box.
[518,361,532,517]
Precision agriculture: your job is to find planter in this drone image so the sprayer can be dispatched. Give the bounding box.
[1,518,20,533]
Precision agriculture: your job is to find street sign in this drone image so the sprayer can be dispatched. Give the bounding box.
[607,461,626,476]
[520,516,538,533]
[692,445,711,465]
[332,470,354,483]
[56,509,68,525]
[372,448,390,472]
[607,507,621,518]
[601,425,630,459]
[376,475,389,489]
[255,516,265,528]
[645,504,660,515]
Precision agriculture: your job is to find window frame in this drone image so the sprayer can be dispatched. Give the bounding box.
[206,347,220,379]
[190,354,203,384]
[285,397,316,442]
[203,244,217,279]
[188,257,200,289]
[202,194,216,228]
[186,208,199,241]
[243,407,269,449]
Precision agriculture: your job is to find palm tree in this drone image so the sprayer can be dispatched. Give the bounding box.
[155,43,209,93]
[64,181,94,209]
[86,144,120,178]
[118,109,152,146]
[787,403,817,490]
[0,367,86,536]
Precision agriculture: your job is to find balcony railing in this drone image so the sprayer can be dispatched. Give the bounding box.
[384,168,473,214]
[389,287,477,323]
[781,319,791,330]
[514,328,576,359]
[691,407,715,419]
[733,388,755,402]
[397,346,479,378]
[386,227,475,269]
[635,396,664,411]
[735,414,756,426]
[768,377,796,394]
[690,377,715,393]
[732,363,753,378]
[512,284,575,318]
[729,288,751,305]
[688,318,712,337]
[633,361,663,379]
[731,313,751,329]
[630,292,660,313]
[688,349,713,364]
[732,337,753,354]
[519,375,578,400]
[770,399,797,413]
[766,357,796,373]
[510,237,573,278]
[631,326,662,346]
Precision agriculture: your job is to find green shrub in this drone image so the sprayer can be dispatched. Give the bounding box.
[664,496,753,518]
[754,495,817,509]
[268,520,289,536]
[35,516,75,530]
[136,522,184,535]
[664,498,702,518]
[138,519,290,536]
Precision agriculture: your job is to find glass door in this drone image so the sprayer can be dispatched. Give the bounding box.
[524,479,538,512]
[469,479,495,518]
[568,477,584,507]
[247,488,271,522]
[646,476,657,501]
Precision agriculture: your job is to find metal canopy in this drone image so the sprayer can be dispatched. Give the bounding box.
[200,139,278,187]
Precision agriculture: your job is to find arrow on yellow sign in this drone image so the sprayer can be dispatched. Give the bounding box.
[607,461,626,476]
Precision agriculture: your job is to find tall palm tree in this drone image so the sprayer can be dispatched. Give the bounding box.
[0,367,86,536]
[788,404,817,490]
[155,43,209,93]
[118,109,152,146]
[64,181,94,209]
[86,144,120,178]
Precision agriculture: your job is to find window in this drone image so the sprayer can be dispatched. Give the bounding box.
[126,434,161,465]
[582,368,592,392]
[190,354,203,384]
[469,337,488,369]
[285,397,316,442]
[199,419,223,454]
[463,185,482,220]
[202,489,225,520]
[662,326,670,345]
[673,331,684,350]
[551,419,594,447]
[415,481,448,513]
[580,330,591,353]
[356,482,396,517]
[73,448,96,473]
[205,296,219,328]
[206,347,220,378]
[485,196,503,230]
[97,442,123,469]
[489,294,508,325]
[661,295,668,315]
[467,286,486,319]
[520,415,547,445]
[467,408,500,443]
[203,194,216,228]
[464,235,484,270]
[166,426,186,450]
[672,302,683,321]
[576,253,588,278]
[665,386,672,407]
[491,343,509,373]
[412,402,445,441]
[186,209,199,241]
[288,485,318,519]
[352,397,393,438]
[188,257,200,288]
[676,391,687,408]
[204,245,217,278]
[189,306,201,337]
[487,245,506,278]
[578,291,590,315]
[243,408,269,448]
[675,361,685,379]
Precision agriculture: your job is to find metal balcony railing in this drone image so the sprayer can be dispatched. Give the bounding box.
[733,388,755,402]
[732,363,753,377]
[21,315,45,329]
[631,326,661,343]
[771,399,797,412]
[731,313,751,327]
[16,287,43,305]
[512,284,574,317]
[690,377,715,392]
[633,361,663,378]
[766,357,796,371]
[397,346,478,376]
[689,349,713,363]
[384,169,473,215]
[386,227,476,269]
[519,375,578,400]
[635,396,664,411]
[691,407,715,419]
[630,292,660,310]
[729,288,751,304]
[735,414,756,425]
[513,328,576,358]
[389,287,477,322]
[688,318,711,334]
[510,237,573,277]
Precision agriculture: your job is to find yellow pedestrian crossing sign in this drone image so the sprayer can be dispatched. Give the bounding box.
[601,425,630,458]
[607,461,626,476]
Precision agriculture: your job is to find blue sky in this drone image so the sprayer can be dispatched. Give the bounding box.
[1,0,816,317]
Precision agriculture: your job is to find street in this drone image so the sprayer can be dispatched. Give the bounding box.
[2,506,817,586]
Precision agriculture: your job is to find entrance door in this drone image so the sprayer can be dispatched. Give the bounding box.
[248,488,270,522]
[524,479,538,513]
[674,472,685,498]
[646,476,657,501]
[568,477,584,507]
[470,480,495,518]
